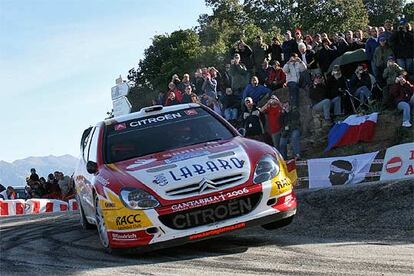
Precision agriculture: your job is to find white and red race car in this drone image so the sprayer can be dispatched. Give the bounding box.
[74,103,297,253]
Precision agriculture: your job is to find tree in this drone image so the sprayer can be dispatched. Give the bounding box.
[364,0,404,26]
[296,0,369,34]
[403,2,414,22]
[134,29,204,93]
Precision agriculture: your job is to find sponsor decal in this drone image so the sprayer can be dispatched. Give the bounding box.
[165,151,210,164]
[172,197,253,229]
[184,109,198,116]
[126,158,157,170]
[129,113,182,128]
[171,187,250,212]
[162,142,236,158]
[153,173,169,186]
[105,202,116,208]
[95,175,109,186]
[189,222,246,240]
[114,123,127,131]
[168,157,245,181]
[111,233,137,240]
[116,214,141,226]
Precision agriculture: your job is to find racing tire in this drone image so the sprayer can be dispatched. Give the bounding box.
[95,194,112,253]
[261,215,294,230]
[77,195,95,230]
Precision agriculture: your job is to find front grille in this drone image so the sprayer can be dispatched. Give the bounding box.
[165,173,245,197]
[159,192,262,230]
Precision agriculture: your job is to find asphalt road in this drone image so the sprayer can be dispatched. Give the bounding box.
[1,180,413,275]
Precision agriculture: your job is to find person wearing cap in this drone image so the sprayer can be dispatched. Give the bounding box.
[389,75,414,127]
[242,76,272,106]
[242,97,265,140]
[229,53,250,96]
[365,27,380,76]
[373,37,394,85]
[283,53,307,107]
[383,56,404,87]
[389,20,413,75]
[349,64,372,107]
[282,30,299,64]
[230,40,253,70]
[266,36,283,64]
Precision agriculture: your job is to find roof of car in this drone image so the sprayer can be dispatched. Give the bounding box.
[103,103,201,126]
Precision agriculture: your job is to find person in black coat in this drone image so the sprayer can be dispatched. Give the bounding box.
[267,37,283,64]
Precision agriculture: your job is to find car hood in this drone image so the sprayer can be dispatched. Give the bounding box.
[115,139,252,200]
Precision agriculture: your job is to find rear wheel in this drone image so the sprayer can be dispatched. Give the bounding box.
[262,216,294,230]
[95,194,112,253]
[77,195,94,230]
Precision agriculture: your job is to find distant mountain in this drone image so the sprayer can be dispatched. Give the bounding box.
[0,155,78,187]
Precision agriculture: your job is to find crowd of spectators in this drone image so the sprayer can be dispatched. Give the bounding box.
[153,18,414,160]
[0,168,75,201]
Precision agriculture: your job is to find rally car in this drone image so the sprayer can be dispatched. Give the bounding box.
[74,103,297,253]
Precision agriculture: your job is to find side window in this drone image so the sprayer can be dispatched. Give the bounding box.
[88,126,100,163]
[82,127,94,161]
[80,127,93,158]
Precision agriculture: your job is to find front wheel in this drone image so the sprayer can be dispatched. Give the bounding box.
[95,194,112,253]
[262,215,294,230]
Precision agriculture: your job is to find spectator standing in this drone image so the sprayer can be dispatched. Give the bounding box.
[298,42,317,86]
[29,168,39,182]
[6,186,16,200]
[279,102,301,160]
[333,33,348,55]
[164,91,180,106]
[242,97,264,140]
[193,69,204,95]
[318,38,338,74]
[389,20,414,75]
[221,63,232,91]
[389,76,414,127]
[373,38,394,86]
[229,53,250,96]
[57,172,72,199]
[283,53,307,107]
[267,37,283,64]
[231,40,253,71]
[201,67,218,100]
[242,76,272,105]
[382,19,394,41]
[259,95,283,149]
[256,59,271,85]
[181,74,195,92]
[165,82,182,103]
[181,85,194,104]
[252,35,269,74]
[365,27,379,76]
[281,31,298,64]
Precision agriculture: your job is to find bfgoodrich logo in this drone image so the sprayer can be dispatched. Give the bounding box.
[112,233,137,240]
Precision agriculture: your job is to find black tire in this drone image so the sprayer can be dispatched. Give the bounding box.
[77,195,95,230]
[95,194,113,253]
[262,215,294,230]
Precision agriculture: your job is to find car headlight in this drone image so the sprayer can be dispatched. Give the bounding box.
[253,155,280,183]
[120,188,160,210]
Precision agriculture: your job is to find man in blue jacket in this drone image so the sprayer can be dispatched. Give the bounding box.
[242,76,272,106]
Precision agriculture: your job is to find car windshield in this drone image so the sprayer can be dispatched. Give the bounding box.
[104,107,235,163]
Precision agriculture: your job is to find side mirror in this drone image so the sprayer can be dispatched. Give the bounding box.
[86,161,98,174]
[238,128,246,137]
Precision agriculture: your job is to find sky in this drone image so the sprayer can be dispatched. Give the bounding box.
[0,0,211,162]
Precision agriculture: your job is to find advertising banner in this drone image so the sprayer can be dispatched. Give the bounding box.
[308,151,379,189]
[380,143,414,181]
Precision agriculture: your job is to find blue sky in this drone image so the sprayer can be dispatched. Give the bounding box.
[0,0,211,162]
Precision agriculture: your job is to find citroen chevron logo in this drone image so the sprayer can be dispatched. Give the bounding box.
[198,178,217,193]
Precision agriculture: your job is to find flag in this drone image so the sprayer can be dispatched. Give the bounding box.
[325,113,378,152]
[308,151,378,188]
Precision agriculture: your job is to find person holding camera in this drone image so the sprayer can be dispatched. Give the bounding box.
[282,53,307,107]
[259,95,283,149]
[349,64,372,106]
[229,53,250,96]
[389,19,414,75]
[242,97,265,141]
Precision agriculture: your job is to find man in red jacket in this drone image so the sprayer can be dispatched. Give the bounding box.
[390,75,414,128]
